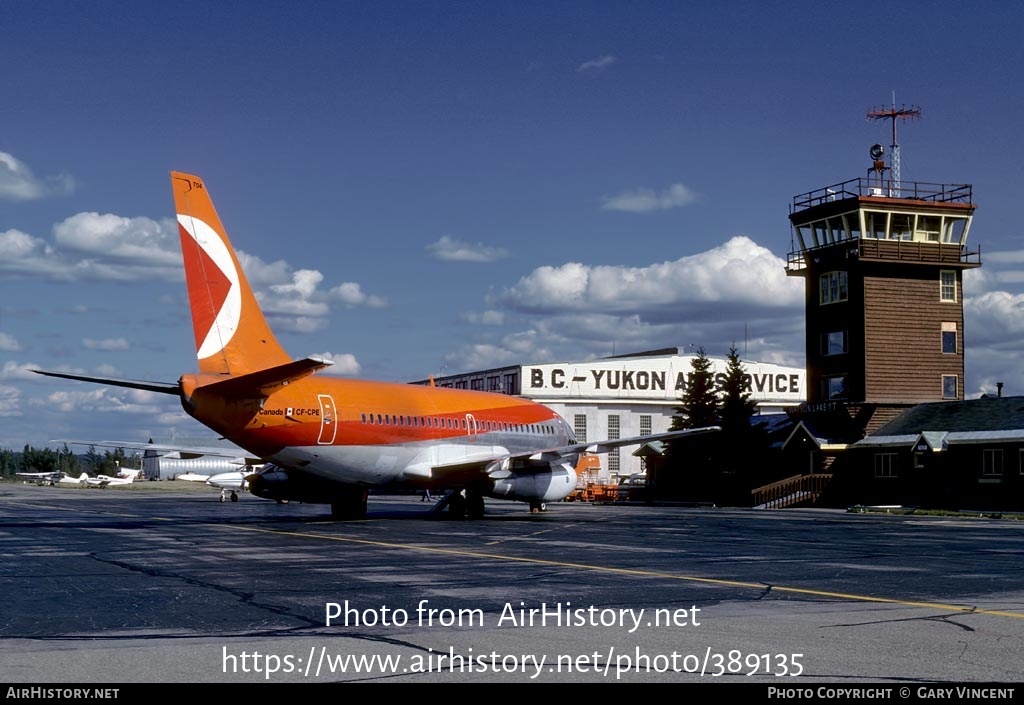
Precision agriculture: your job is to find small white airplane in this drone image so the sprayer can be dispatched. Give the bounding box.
[174,472,211,482]
[207,471,249,502]
[85,468,140,488]
[15,471,64,486]
[16,471,92,486]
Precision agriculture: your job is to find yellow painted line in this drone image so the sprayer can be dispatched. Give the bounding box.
[220,523,1024,620]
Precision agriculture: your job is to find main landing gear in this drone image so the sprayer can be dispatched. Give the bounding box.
[430,488,486,519]
[219,489,239,503]
[330,487,369,520]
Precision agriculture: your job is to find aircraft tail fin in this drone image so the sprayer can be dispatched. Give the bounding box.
[171,172,291,376]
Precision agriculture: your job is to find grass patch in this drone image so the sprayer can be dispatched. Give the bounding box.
[849,505,1024,520]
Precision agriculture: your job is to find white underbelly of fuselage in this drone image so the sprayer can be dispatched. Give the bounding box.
[267,441,511,485]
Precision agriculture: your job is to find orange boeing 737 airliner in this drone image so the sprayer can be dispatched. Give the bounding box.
[35,172,718,519]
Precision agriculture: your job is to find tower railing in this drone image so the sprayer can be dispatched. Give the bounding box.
[792,178,972,212]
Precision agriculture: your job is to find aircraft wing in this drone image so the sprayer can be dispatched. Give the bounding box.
[15,472,62,484]
[523,425,721,462]
[430,425,721,480]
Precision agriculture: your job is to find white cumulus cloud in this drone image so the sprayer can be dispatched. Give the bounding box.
[0,215,180,282]
[329,282,389,308]
[462,310,505,326]
[0,384,21,417]
[310,352,361,376]
[499,236,801,314]
[578,55,618,73]
[427,236,510,263]
[601,183,699,213]
[54,213,180,266]
[0,152,74,201]
[82,338,130,351]
[0,333,22,352]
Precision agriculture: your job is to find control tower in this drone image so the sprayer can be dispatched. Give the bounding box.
[786,148,981,433]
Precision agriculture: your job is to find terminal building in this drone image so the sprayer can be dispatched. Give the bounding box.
[422,112,1024,510]
[421,348,804,481]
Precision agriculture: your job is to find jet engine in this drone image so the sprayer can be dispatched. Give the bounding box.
[488,461,577,503]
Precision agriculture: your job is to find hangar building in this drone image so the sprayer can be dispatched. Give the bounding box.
[422,348,804,481]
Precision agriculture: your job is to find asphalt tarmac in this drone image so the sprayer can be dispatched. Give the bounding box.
[1,481,1023,685]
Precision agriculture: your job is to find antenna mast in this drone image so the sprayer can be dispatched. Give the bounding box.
[867,98,921,197]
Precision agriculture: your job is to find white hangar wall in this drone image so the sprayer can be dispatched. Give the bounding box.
[429,351,806,482]
[525,355,804,480]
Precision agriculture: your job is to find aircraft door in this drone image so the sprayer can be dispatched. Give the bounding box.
[317,394,337,445]
[465,413,477,439]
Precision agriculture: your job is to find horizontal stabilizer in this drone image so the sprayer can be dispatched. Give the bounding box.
[54,439,263,464]
[196,356,333,398]
[31,369,180,395]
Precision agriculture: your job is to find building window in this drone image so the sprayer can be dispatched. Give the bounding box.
[917,215,942,242]
[470,378,483,391]
[940,270,957,302]
[487,375,500,391]
[890,214,912,241]
[503,373,517,395]
[823,374,847,400]
[573,414,587,443]
[819,271,848,305]
[607,415,620,474]
[639,415,652,470]
[942,375,957,400]
[822,331,848,356]
[983,449,1003,477]
[874,453,896,478]
[941,323,957,354]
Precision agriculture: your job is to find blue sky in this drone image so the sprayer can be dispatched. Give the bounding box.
[3,1,1024,449]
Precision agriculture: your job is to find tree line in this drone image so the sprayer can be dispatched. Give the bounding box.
[0,445,140,478]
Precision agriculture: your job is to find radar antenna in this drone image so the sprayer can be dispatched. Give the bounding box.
[867,97,921,197]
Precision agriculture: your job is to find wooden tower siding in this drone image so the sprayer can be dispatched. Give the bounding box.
[862,266,965,403]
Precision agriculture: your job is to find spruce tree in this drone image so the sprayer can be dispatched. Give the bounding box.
[718,345,767,505]
[672,346,720,429]
[721,344,756,431]
[665,346,721,500]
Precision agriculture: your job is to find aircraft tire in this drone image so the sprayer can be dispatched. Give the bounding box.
[447,492,467,519]
[330,488,369,520]
[466,491,485,519]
